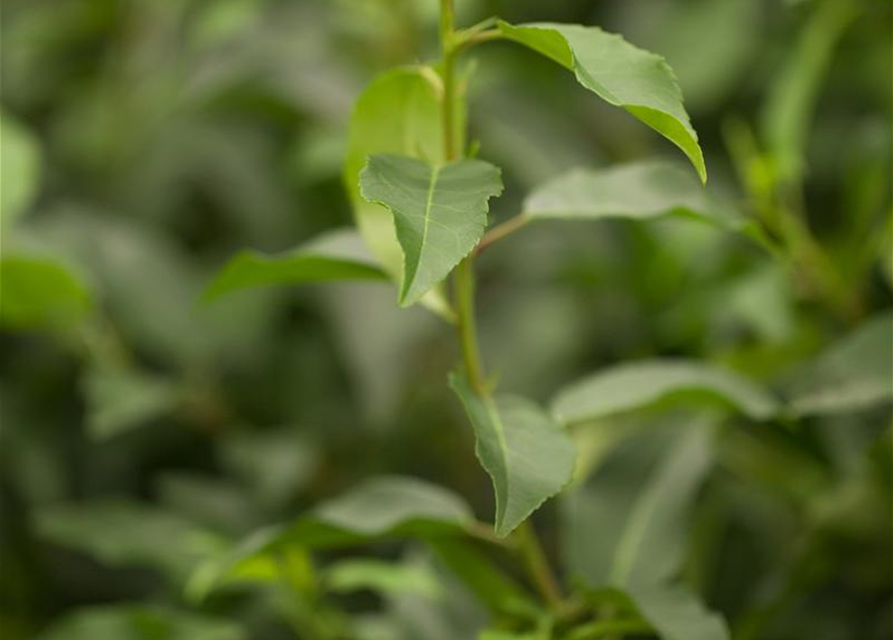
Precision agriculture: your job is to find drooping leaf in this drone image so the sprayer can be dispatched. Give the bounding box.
[523,161,744,231]
[37,605,243,640]
[345,66,462,316]
[551,359,780,426]
[83,365,181,440]
[0,112,41,225]
[203,228,386,302]
[786,311,893,416]
[450,372,576,537]
[360,154,503,306]
[563,423,715,588]
[35,501,216,583]
[0,255,92,331]
[629,586,730,640]
[191,476,473,597]
[497,22,706,182]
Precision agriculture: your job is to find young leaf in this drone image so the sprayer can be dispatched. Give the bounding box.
[523,162,741,229]
[563,424,714,588]
[450,372,576,537]
[203,228,386,302]
[551,359,779,426]
[497,22,706,182]
[0,255,92,331]
[786,311,893,416]
[192,476,473,596]
[345,67,461,317]
[1,112,41,225]
[629,586,730,640]
[37,605,243,640]
[83,365,180,440]
[324,558,443,599]
[360,154,503,306]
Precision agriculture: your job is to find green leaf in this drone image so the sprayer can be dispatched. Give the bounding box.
[360,154,503,306]
[0,112,41,225]
[37,605,243,640]
[83,365,180,440]
[563,424,715,588]
[35,501,216,583]
[203,228,386,302]
[324,558,443,599]
[552,359,779,426]
[761,0,857,184]
[450,372,576,537]
[192,476,473,597]
[345,66,461,316]
[0,255,91,331]
[787,311,893,416]
[497,22,706,183]
[523,161,744,231]
[629,586,729,640]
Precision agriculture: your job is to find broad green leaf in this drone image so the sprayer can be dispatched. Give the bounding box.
[360,154,503,306]
[787,311,893,416]
[523,162,743,231]
[83,365,180,440]
[552,359,779,426]
[630,586,730,640]
[450,372,576,537]
[761,0,857,184]
[563,424,714,588]
[191,476,473,596]
[35,501,216,583]
[497,22,706,183]
[37,605,243,640]
[203,228,386,302]
[324,558,443,599]
[0,255,91,330]
[1,112,41,225]
[345,66,462,316]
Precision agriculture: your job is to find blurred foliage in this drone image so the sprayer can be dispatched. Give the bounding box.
[1,0,891,639]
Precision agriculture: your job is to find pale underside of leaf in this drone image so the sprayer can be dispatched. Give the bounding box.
[551,359,780,426]
[450,372,576,537]
[497,21,706,183]
[203,228,386,302]
[360,154,503,306]
[631,586,730,640]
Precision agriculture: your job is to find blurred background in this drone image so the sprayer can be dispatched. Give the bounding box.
[1,0,891,639]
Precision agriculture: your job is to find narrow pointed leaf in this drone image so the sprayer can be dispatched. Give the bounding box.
[524,162,741,228]
[203,229,386,302]
[450,372,576,537]
[630,586,730,640]
[563,424,714,588]
[552,359,780,426]
[786,311,893,416]
[360,155,503,306]
[498,22,706,182]
[37,605,244,640]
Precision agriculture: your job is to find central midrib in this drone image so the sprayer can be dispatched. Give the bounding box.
[413,164,441,288]
[482,395,511,530]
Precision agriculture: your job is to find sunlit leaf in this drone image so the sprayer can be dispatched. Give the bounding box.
[204,228,386,302]
[551,359,780,426]
[630,586,730,640]
[787,311,893,416]
[360,154,503,306]
[523,162,745,231]
[497,22,706,182]
[324,558,443,599]
[450,372,576,537]
[563,423,714,587]
[37,605,243,640]
[0,112,41,225]
[0,255,91,331]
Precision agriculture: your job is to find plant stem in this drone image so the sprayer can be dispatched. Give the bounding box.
[516,521,564,611]
[440,0,456,161]
[475,213,530,254]
[455,256,486,392]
